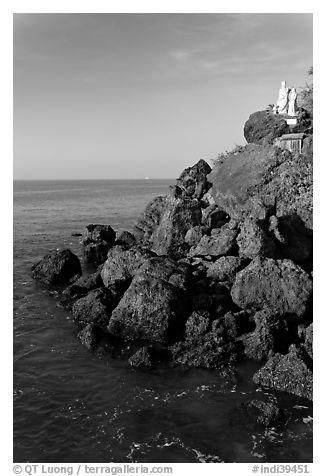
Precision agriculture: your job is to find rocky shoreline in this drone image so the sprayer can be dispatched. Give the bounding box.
[31,109,313,425]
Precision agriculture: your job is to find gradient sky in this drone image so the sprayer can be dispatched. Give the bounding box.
[13,13,313,179]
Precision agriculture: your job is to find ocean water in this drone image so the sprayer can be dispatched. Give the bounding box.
[13,180,313,463]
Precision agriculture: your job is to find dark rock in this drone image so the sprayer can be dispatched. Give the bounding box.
[298,323,313,359]
[31,249,82,286]
[82,224,116,265]
[108,257,190,344]
[268,215,312,266]
[115,231,136,247]
[206,256,246,282]
[83,224,116,246]
[185,226,206,246]
[184,311,211,341]
[137,256,191,291]
[71,233,82,237]
[61,270,103,309]
[243,110,312,145]
[240,309,290,360]
[170,331,237,369]
[253,345,313,400]
[189,223,238,257]
[207,144,312,231]
[241,397,284,428]
[133,195,168,247]
[128,346,154,368]
[83,242,110,265]
[231,257,312,319]
[150,195,202,259]
[236,218,278,259]
[176,159,212,199]
[77,324,101,350]
[72,288,119,327]
[244,110,289,145]
[100,245,155,289]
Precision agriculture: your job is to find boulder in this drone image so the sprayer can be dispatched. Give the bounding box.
[108,257,190,343]
[176,159,212,199]
[83,224,116,246]
[298,323,313,359]
[115,230,136,247]
[77,324,101,350]
[253,345,313,400]
[100,245,155,289]
[60,270,103,309]
[244,111,289,145]
[240,309,290,360]
[243,110,312,145]
[207,144,312,231]
[128,346,154,368]
[236,218,278,259]
[189,223,238,258]
[82,224,116,264]
[184,311,211,341]
[133,195,168,247]
[206,256,246,282]
[185,226,206,246]
[72,288,120,328]
[150,195,202,258]
[31,249,82,286]
[170,331,237,369]
[231,257,312,319]
[241,397,284,428]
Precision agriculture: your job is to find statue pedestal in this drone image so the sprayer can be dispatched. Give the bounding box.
[286,117,298,126]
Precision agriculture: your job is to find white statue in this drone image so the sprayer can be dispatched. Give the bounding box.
[274,80,289,115]
[287,87,298,116]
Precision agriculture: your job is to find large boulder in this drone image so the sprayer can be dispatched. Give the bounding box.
[31,249,82,286]
[60,270,103,309]
[108,257,190,343]
[207,144,312,232]
[206,256,246,282]
[150,195,202,258]
[243,110,312,145]
[253,345,313,400]
[175,159,212,199]
[231,257,312,319]
[244,111,288,145]
[128,346,154,368]
[240,309,290,361]
[82,224,116,264]
[100,245,155,290]
[133,196,168,247]
[72,288,120,328]
[236,218,278,259]
[189,223,238,258]
[241,397,284,428]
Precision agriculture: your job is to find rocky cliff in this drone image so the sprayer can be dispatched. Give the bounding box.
[31,109,313,403]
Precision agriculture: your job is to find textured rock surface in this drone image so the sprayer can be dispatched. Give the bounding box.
[236,218,278,259]
[150,195,202,258]
[108,258,190,343]
[207,144,312,232]
[128,346,154,368]
[241,309,290,360]
[32,249,82,285]
[133,195,168,247]
[82,224,116,264]
[206,256,246,282]
[189,224,238,257]
[253,345,313,400]
[72,288,119,327]
[77,324,101,350]
[231,258,312,318]
[241,397,284,428]
[101,246,155,289]
[243,110,312,145]
[184,311,211,341]
[175,159,212,199]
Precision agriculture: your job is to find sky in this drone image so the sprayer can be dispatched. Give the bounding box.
[13,13,313,179]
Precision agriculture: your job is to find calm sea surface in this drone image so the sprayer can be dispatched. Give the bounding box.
[13,180,312,463]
